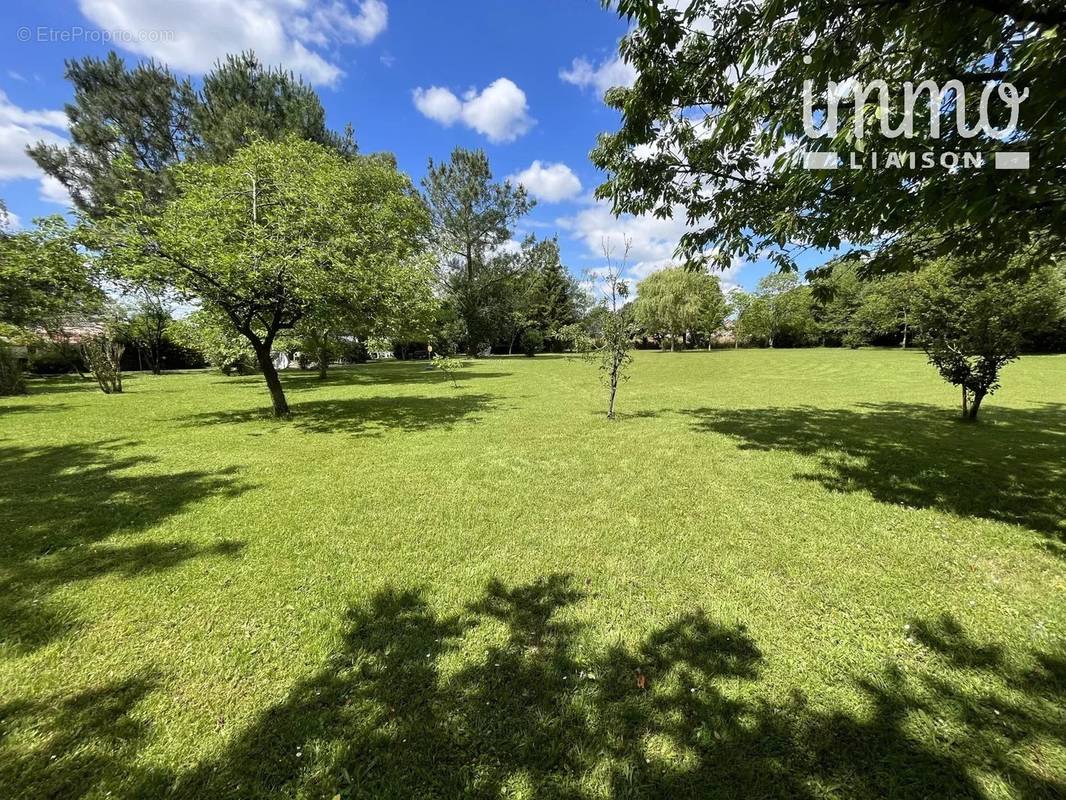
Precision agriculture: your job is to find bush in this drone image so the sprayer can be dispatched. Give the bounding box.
[28,342,84,375]
[220,354,257,376]
[521,328,544,357]
[338,338,369,364]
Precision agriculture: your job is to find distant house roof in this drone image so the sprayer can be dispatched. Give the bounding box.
[37,320,107,344]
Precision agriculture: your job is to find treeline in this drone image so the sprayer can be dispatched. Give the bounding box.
[725,261,1066,353]
[0,50,596,411]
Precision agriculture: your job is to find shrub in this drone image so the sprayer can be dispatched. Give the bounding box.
[339,339,369,364]
[521,328,544,357]
[28,343,84,375]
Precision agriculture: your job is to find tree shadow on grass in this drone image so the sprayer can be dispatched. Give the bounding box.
[163,576,1063,799]
[683,402,1066,546]
[21,376,99,396]
[214,363,512,394]
[0,402,72,415]
[0,671,172,800]
[0,440,248,655]
[185,393,498,436]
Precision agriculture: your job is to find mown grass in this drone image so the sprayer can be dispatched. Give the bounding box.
[0,348,1064,799]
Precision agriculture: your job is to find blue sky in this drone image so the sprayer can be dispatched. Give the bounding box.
[0,0,817,292]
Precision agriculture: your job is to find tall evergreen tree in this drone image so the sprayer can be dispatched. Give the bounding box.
[29,50,357,219]
[527,238,583,350]
[28,52,196,218]
[421,147,533,353]
[191,52,357,163]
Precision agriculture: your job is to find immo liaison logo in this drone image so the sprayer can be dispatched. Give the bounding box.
[801,59,1030,171]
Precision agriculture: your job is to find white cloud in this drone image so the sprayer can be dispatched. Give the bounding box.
[412,86,462,125]
[39,175,73,207]
[412,78,534,143]
[1,208,21,231]
[508,161,581,203]
[76,0,389,87]
[557,197,743,291]
[0,90,67,181]
[560,54,636,97]
[489,238,523,259]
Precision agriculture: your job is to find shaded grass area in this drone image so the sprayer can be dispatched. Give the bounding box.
[187,393,499,436]
[0,350,1064,798]
[2,578,1063,798]
[684,402,1066,547]
[0,439,247,655]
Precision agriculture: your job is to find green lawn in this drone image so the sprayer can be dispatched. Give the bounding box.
[1,349,1064,799]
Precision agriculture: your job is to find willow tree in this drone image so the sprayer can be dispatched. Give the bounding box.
[634,266,728,350]
[105,137,428,416]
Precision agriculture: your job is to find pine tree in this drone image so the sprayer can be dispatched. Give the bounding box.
[28,52,196,218]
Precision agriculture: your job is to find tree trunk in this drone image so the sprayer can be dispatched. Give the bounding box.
[901,310,908,349]
[961,384,969,419]
[255,345,291,417]
[607,354,621,419]
[968,390,985,420]
[317,345,329,380]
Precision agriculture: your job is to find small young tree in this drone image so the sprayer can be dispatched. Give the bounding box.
[126,286,174,373]
[588,239,635,419]
[432,354,466,388]
[914,260,1060,421]
[104,137,428,416]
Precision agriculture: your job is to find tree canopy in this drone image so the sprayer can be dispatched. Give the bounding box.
[102,137,428,415]
[27,53,195,218]
[594,0,1066,277]
[29,51,356,219]
[634,266,728,349]
[0,214,102,340]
